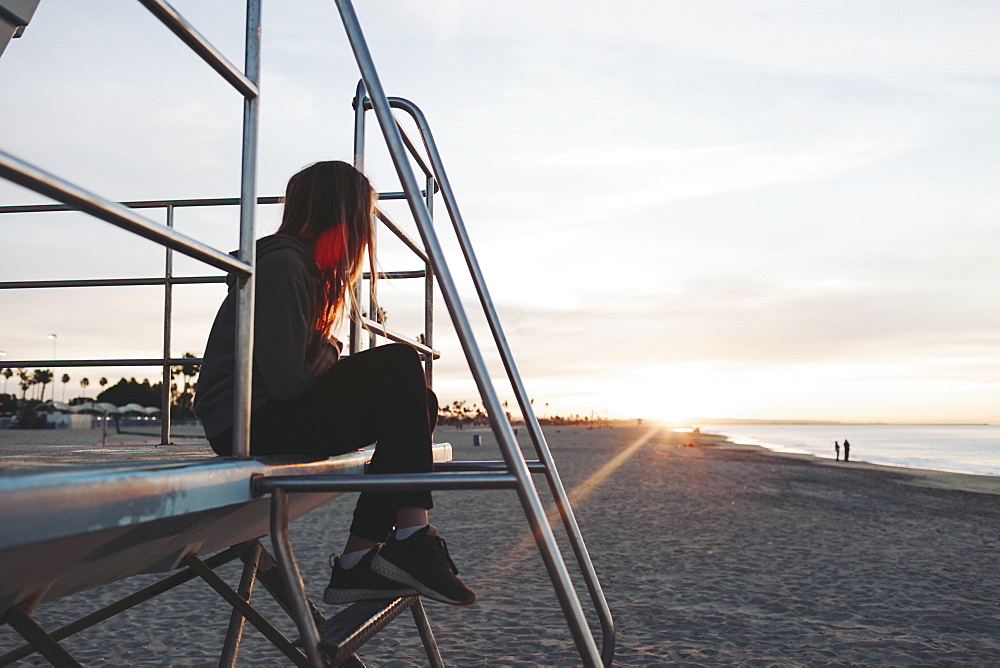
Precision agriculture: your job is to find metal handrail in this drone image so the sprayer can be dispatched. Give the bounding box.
[0,151,251,277]
[333,0,604,664]
[352,80,438,384]
[385,97,617,664]
[137,0,259,100]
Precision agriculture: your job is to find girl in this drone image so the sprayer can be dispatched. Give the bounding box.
[195,160,475,606]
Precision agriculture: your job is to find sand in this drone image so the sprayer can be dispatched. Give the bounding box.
[2,424,998,665]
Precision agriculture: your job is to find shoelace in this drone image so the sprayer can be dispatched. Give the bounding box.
[430,535,459,575]
[412,536,458,575]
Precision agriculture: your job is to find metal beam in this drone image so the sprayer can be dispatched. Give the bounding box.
[254,471,519,495]
[0,150,252,277]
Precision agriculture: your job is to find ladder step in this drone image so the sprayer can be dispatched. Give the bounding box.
[318,596,417,664]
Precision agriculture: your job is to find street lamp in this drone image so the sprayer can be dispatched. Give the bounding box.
[48,333,57,359]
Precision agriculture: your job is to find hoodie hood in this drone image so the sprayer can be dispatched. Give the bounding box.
[197,232,322,439]
[226,233,316,288]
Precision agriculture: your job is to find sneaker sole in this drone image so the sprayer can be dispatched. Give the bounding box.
[371,554,476,606]
[323,586,416,605]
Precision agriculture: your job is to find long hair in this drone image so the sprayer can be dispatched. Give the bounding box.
[276,160,376,346]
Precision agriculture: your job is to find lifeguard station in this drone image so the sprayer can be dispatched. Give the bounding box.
[0,2,614,665]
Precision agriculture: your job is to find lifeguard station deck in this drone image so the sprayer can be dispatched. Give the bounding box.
[0,442,450,615]
[0,439,456,666]
[0,1,614,665]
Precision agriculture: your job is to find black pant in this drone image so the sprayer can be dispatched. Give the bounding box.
[209,344,437,542]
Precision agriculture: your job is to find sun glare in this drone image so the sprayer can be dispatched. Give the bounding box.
[602,365,736,423]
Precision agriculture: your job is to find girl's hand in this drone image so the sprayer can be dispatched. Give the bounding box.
[311,338,341,376]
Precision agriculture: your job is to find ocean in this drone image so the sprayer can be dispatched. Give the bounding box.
[694,424,1000,477]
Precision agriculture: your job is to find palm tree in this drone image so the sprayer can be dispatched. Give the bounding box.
[18,369,30,402]
[2,368,12,394]
[168,353,200,416]
[33,369,54,402]
[99,377,108,390]
[61,373,70,401]
[180,353,199,411]
[79,377,90,400]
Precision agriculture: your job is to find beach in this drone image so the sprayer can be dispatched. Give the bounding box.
[2,424,999,665]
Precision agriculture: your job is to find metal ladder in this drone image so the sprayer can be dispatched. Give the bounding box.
[253,2,615,665]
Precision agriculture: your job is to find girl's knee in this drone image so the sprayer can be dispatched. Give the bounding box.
[379,343,421,367]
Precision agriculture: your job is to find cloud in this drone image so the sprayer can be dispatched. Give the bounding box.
[470,270,1000,379]
[514,137,920,224]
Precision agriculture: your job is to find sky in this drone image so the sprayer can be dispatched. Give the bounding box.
[1,1,999,424]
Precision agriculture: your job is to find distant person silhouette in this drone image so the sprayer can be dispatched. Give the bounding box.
[835,441,840,461]
[843,439,851,462]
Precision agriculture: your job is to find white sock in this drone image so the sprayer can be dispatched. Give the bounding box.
[338,547,373,570]
[394,524,428,541]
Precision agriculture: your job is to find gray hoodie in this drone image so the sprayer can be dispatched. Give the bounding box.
[194,234,320,439]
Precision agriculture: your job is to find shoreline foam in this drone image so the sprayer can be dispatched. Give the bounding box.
[702,429,1000,496]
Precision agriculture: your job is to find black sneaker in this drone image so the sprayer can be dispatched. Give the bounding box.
[323,547,416,604]
[371,525,476,606]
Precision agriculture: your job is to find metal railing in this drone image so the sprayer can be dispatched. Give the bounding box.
[0,0,261,456]
[0,189,439,444]
[0,196,254,445]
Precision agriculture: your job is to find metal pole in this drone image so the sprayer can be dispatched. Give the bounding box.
[161,204,174,446]
[269,490,324,668]
[231,0,262,459]
[185,554,306,666]
[219,541,262,667]
[1,357,203,369]
[332,2,602,664]
[0,277,225,290]
[3,608,82,667]
[0,195,284,214]
[350,80,366,355]
[368,232,378,350]
[410,599,445,668]
[423,173,435,386]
